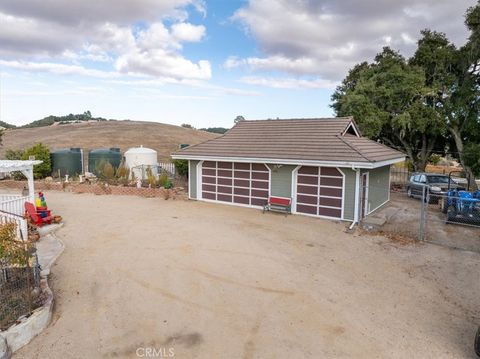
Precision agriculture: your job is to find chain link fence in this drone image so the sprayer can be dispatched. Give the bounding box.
[0,220,42,330]
[360,170,480,252]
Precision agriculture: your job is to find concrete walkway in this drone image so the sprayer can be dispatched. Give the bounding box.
[36,224,65,274]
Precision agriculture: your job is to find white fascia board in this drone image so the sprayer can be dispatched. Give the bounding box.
[171,154,405,169]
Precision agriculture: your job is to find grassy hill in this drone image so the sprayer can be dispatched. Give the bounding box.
[0,120,218,161]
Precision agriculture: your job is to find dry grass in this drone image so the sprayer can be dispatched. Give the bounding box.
[1,121,219,161]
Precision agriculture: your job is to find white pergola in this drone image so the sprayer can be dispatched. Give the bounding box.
[0,160,42,203]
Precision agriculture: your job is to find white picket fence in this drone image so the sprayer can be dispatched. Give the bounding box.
[0,195,28,240]
[0,195,29,217]
[158,162,176,177]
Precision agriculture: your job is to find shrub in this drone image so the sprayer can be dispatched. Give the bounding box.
[96,160,116,184]
[158,173,169,187]
[145,166,157,188]
[428,154,442,166]
[21,143,51,179]
[172,159,188,177]
[0,222,32,266]
[115,161,130,186]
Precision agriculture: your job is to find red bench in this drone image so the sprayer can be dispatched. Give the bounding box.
[263,196,291,215]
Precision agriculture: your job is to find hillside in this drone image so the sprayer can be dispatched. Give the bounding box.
[0,120,219,161]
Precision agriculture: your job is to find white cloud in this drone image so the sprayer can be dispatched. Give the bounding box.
[240,76,337,89]
[115,21,210,80]
[116,49,211,80]
[0,1,210,82]
[0,60,120,78]
[231,0,475,80]
[171,23,206,42]
[225,55,318,74]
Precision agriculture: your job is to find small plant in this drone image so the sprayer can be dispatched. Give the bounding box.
[96,160,116,184]
[164,178,173,189]
[0,222,33,267]
[428,154,442,166]
[172,159,188,177]
[145,166,157,188]
[115,161,130,186]
[158,173,168,187]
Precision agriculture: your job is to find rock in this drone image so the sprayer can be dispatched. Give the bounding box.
[44,177,53,183]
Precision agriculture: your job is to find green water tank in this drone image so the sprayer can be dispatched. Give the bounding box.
[51,148,83,177]
[88,148,122,176]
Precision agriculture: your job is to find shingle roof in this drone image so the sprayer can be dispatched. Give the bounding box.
[172,117,404,164]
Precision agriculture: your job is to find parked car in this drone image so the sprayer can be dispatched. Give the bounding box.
[407,173,461,202]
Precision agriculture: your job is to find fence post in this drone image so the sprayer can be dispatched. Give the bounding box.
[419,185,426,241]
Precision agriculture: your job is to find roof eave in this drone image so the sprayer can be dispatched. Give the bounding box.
[171,154,405,169]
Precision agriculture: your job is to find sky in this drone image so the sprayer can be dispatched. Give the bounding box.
[0,0,477,128]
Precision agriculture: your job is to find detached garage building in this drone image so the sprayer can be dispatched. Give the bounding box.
[172,117,404,224]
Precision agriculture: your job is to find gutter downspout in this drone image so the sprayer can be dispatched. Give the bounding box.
[349,166,361,230]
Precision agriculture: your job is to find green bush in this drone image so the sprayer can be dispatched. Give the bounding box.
[158,173,169,187]
[172,159,188,177]
[428,154,442,166]
[21,143,51,179]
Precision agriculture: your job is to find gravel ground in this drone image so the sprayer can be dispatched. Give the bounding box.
[13,191,480,358]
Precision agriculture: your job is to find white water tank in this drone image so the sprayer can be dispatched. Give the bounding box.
[124,146,158,180]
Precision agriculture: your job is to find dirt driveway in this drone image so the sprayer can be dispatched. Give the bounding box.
[15,192,480,358]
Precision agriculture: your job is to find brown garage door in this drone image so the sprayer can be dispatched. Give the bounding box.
[296,166,343,219]
[201,161,270,207]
